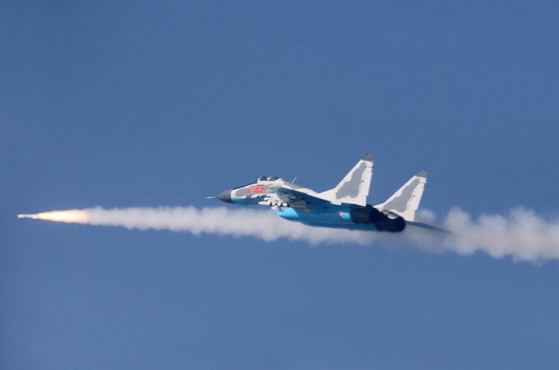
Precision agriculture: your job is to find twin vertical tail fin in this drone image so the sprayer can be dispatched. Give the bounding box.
[375,170,427,222]
[319,154,427,221]
[319,154,374,207]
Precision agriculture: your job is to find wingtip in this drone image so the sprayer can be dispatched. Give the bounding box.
[416,170,427,178]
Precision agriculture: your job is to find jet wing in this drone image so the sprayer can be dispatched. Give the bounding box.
[272,186,332,212]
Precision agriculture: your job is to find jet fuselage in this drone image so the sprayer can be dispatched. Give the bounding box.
[212,155,434,233]
[215,174,406,232]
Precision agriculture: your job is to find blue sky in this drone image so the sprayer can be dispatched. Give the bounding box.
[2,2,559,369]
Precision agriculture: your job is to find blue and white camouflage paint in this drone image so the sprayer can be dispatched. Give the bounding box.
[213,154,434,233]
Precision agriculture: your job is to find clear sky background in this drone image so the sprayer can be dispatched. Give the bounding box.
[2,2,559,369]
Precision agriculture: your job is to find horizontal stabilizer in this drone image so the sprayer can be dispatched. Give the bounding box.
[407,221,449,233]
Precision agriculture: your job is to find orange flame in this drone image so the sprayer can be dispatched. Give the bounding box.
[36,210,89,223]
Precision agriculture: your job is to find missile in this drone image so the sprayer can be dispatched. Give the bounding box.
[18,214,38,219]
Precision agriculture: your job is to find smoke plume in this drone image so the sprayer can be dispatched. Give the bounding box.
[440,207,559,262]
[23,206,559,262]
[84,206,377,245]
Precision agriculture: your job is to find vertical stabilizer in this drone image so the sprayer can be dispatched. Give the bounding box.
[320,154,374,206]
[375,170,427,221]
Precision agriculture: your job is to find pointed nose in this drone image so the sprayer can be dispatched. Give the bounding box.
[216,189,233,203]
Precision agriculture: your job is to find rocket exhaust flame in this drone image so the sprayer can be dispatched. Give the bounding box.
[18,210,88,223]
[17,206,559,263]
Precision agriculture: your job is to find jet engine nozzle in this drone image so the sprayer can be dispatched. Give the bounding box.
[375,215,406,232]
[349,206,406,232]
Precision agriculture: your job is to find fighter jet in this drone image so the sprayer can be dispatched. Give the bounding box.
[212,154,439,232]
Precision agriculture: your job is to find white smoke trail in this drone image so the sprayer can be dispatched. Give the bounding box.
[440,207,559,262]
[28,206,559,262]
[83,206,377,245]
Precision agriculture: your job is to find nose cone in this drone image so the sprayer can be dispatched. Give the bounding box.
[216,189,233,203]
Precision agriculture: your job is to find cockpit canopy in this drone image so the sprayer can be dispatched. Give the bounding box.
[257,176,279,182]
[232,176,280,190]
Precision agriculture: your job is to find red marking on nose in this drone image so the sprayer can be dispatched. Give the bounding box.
[249,185,265,193]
